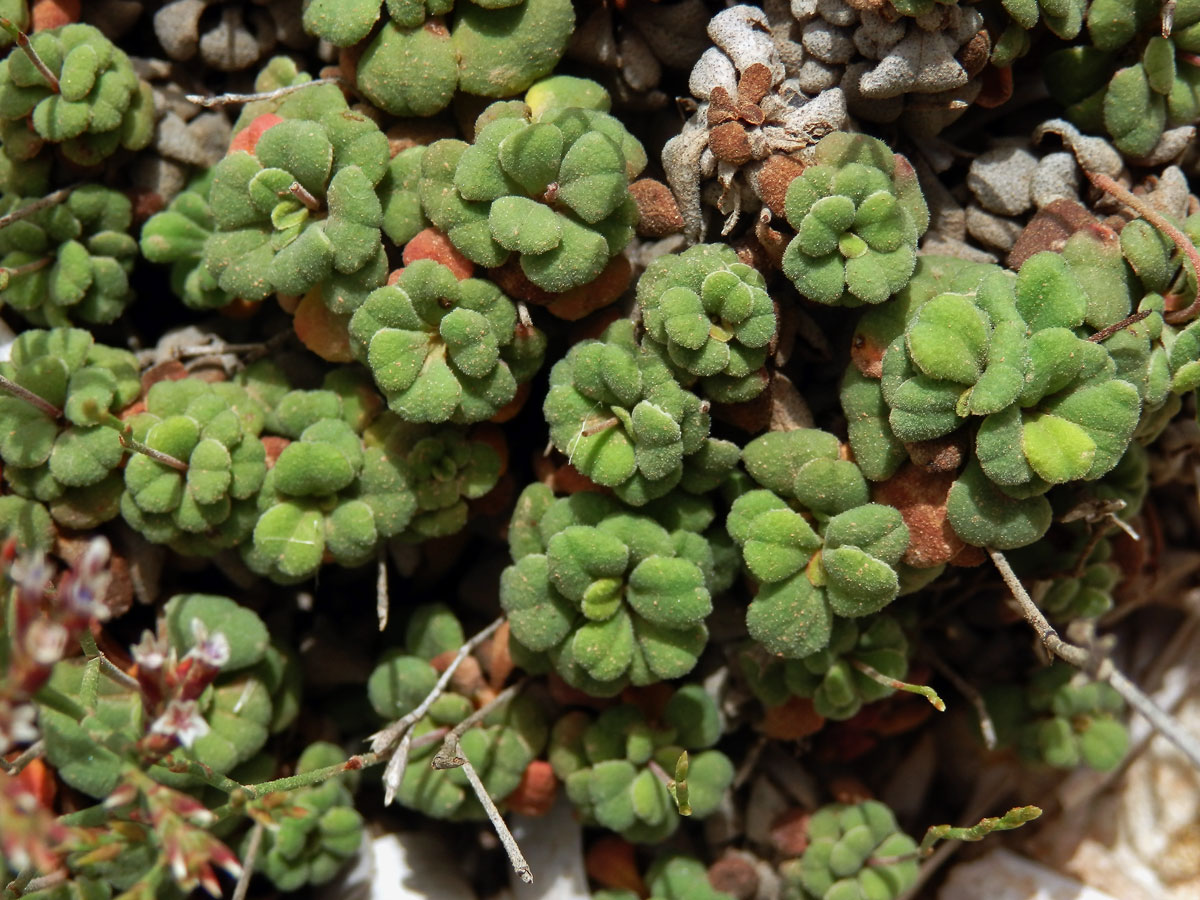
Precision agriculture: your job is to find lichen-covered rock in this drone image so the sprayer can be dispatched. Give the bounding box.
[500,485,727,694]
[419,84,645,293]
[0,23,153,165]
[549,685,733,841]
[0,184,137,325]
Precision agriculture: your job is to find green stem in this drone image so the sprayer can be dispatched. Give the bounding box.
[159,755,247,796]
[32,684,87,721]
[851,659,946,712]
[210,752,383,821]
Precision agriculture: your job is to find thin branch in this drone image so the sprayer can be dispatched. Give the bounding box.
[0,740,43,776]
[376,548,389,632]
[453,735,533,883]
[231,822,263,900]
[20,873,65,895]
[116,430,189,473]
[1087,309,1151,343]
[0,186,76,233]
[431,679,526,770]
[0,18,58,93]
[0,257,51,285]
[185,78,344,109]
[851,660,946,712]
[990,548,1200,770]
[0,373,62,419]
[2,864,37,900]
[926,653,996,749]
[370,617,505,801]
[1085,170,1200,325]
[287,182,321,212]
[581,416,619,438]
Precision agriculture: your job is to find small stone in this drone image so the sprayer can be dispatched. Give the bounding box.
[968,145,1038,216]
[966,203,1024,252]
[939,849,1122,900]
[816,0,858,27]
[156,112,233,169]
[1030,151,1080,209]
[796,57,842,93]
[802,18,856,64]
[708,853,760,900]
[154,0,206,61]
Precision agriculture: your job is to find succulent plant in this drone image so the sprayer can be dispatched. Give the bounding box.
[367,604,549,819]
[0,327,140,530]
[139,172,235,311]
[637,243,777,404]
[37,594,294,797]
[202,91,392,313]
[363,413,502,540]
[0,23,153,165]
[305,0,573,118]
[1045,0,1200,158]
[0,494,54,552]
[594,854,735,900]
[780,132,928,307]
[119,377,269,555]
[549,685,733,842]
[544,319,737,505]
[728,482,910,659]
[348,259,545,423]
[0,184,137,325]
[989,662,1129,771]
[420,84,646,293]
[780,800,919,900]
[740,615,909,720]
[1008,531,1120,621]
[252,741,364,891]
[500,484,727,694]
[242,386,420,583]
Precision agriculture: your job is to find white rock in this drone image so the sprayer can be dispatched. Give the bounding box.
[708,6,782,82]
[968,145,1038,216]
[507,794,589,900]
[815,0,858,27]
[1031,151,1080,209]
[319,831,477,900]
[939,849,1122,900]
[689,47,739,101]
[802,18,856,64]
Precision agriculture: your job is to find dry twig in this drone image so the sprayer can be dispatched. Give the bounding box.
[990,548,1200,770]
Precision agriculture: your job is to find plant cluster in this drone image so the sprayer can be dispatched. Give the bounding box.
[1046,0,1200,157]
[549,685,733,841]
[304,0,574,117]
[0,22,153,166]
[0,3,1198,899]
